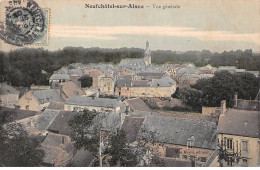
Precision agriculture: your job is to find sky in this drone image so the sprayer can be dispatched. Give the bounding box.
[0,0,260,52]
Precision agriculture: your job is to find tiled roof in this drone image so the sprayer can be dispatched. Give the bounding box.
[68,68,84,76]
[72,149,94,167]
[138,72,165,79]
[32,89,64,103]
[151,157,192,167]
[132,80,149,87]
[47,102,64,110]
[124,98,151,112]
[0,83,19,95]
[121,116,145,143]
[41,133,74,166]
[218,109,260,138]
[176,67,199,76]
[47,111,76,136]
[235,99,260,111]
[151,75,176,87]
[65,96,121,108]
[116,76,132,87]
[0,106,40,123]
[89,112,121,132]
[138,115,217,149]
[60,81,86,97]
[50,74,70,80]
[16,109,60,135]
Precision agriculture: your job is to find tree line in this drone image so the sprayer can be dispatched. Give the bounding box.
[176,71,259,111]
[1,47,259,88]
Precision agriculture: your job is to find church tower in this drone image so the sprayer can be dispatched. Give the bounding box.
[144,40,152,66]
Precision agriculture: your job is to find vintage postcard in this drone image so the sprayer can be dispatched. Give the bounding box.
[0,0,259,167]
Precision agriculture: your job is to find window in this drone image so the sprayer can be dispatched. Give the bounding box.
[242,140,248,152]
[165,147,180,158]
[187,139,192,148]
[226,138,233,150]
[108,87,110,91]
[26,105,29,110]
[201,157,207,162]
[242,159,248,167]
[182,155,187,159]
[107,82,110,86]
[187,136,195,148]
[227,157,233,166]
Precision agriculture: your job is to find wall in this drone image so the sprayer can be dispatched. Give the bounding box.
[115,84,176,98]
[98,77,114,96]
[18,91,39,111]
[64,104,118,113]
[145,142,214,166]
[218,134,260,167]
[202,107,220,115]
[0,93,19,108]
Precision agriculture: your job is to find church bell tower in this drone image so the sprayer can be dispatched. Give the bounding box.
[144,40,151,66]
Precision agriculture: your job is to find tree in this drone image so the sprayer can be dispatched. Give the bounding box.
[69,110,145,167]
[177,87,203,111]
[105,130,140,167]
[218,137,242,167]
[0,123,45,167]
[189,71,259,108]
[79,75,93,88]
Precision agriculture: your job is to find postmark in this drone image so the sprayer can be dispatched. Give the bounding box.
[0,0,48,46]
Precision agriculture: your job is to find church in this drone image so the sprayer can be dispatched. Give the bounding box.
[118,41,163,73]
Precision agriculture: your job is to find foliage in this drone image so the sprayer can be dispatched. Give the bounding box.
[177,87,203,111]
[1,47,144,87]
[105,130,141,167]
[218,138,241,167]
[152,49,260,72]
[79,75,93,88]
[69,110,144,167]
[1,47,260,87]
[177,71,259,109]
[0,123,45,167]
[192,71,259,107]
[69,109,99,154]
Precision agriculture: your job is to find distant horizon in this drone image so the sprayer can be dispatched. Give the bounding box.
[1,45,259,54]
[0,0,259,53]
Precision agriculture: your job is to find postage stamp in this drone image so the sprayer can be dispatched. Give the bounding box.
[1,0,49,46]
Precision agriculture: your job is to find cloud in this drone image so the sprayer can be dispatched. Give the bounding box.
[51,25,260,45]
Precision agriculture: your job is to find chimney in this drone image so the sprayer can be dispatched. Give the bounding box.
[234,92,238,108]
[30,118,33,127]
[59,84,63,98]
[62,136,65,144]
[221,100,226,116]
[96,89,100,98]
[244,121,248,127]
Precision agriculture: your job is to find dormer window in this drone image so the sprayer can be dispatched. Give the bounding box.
[187,136,195,148]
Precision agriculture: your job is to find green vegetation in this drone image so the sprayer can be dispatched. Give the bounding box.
[0,47,144,87]
[69,110,143,167]
[1,47,259,88]
[79,75,93,88]
[0,110,45,167]
[177,71,259,110]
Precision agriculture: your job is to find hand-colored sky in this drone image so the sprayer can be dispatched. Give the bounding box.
[0,0,259,52]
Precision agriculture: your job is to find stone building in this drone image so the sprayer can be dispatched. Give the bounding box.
[217,98,260,167]
[0,83,19,108]
[137,115,218,167]
[64,96,126,113]
[98,76,115,96]
[18,89,63,111]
